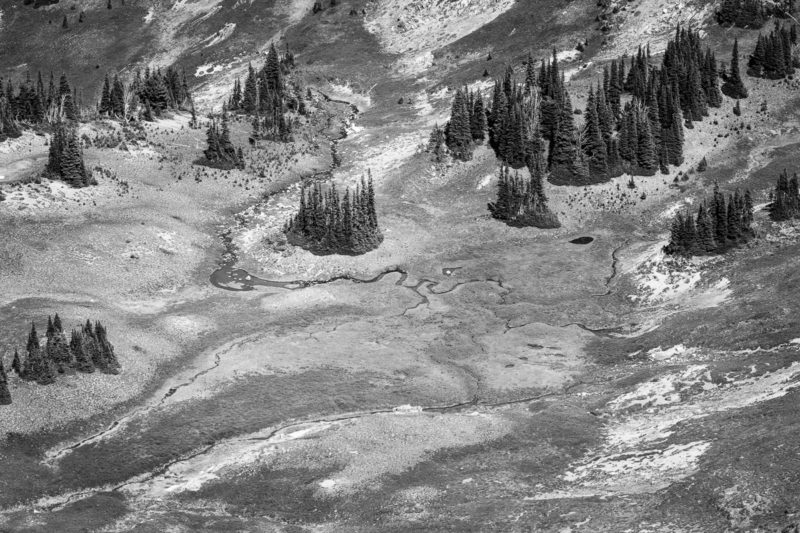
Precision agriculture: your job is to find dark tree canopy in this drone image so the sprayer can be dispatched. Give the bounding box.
[47,123,95,188]
[285,175,383,255]
[665,183,754,257]
[440,28,718,186]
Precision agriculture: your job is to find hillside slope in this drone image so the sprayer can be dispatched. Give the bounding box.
[1,0,800,532]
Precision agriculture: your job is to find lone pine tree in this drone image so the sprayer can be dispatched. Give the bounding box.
[0,357,11,405]
[722,39,749,99]
[11,348,21,376]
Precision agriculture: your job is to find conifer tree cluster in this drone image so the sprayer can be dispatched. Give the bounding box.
[769,169,800,221]
[1,315,121,404]
[97,74,127,117]
[442,27,720,186]
[0,71,80,138]
[47,122,95,187]
[200,113,245,170]
[488,161,560,228]
[443,85,487,161]
[228,44,297,142]
[717,0,795,28]
[99,66,191,120]
[748,22,798,79]
[285,175,382,255]
[426,123,448,163]
[665,184,754,256]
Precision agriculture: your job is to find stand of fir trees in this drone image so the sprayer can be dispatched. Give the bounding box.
[227,44,298,142]
[440,27,722,186]
[98,66,192,121]
[717,0,795,29]
[747,22,798,79]
[488,161,560,228]
[1,315,121,404]
[284,175,382,255]
[0,71,82,140]
[769,169,800,221]
[664,183,754,257]
[46,122,96,187]
[198,112,245,170]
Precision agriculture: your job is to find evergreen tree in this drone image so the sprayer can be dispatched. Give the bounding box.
[583,88,608,181]
[22,322,54,385]
[143,70,170,114]
[110,75,125,117]
[471,93,488,143]
[92,322,121,374]
[59,74,76,120]
[99,75,112,115]
[45,317,72,374]
[445,88,474,161]
[722,39,749,99]
[47,123,90,187]
[70,329,94,373]
[11,348,21,376]
[636,106,658,175]
[0,357,10,406]
[549,92,579,184]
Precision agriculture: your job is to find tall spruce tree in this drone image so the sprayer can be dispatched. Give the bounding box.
[722,39,749,99]
[445,88,474,161]
[0,357,11,405]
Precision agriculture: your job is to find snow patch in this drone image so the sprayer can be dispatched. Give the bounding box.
[608,361,800,450]
[195,63,226,77]
[563,441,711,487]
[143,7,155,24]
[477,174,494,190]
[531,360,800,500]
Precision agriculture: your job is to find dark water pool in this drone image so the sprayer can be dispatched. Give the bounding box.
[569,236,594,245]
